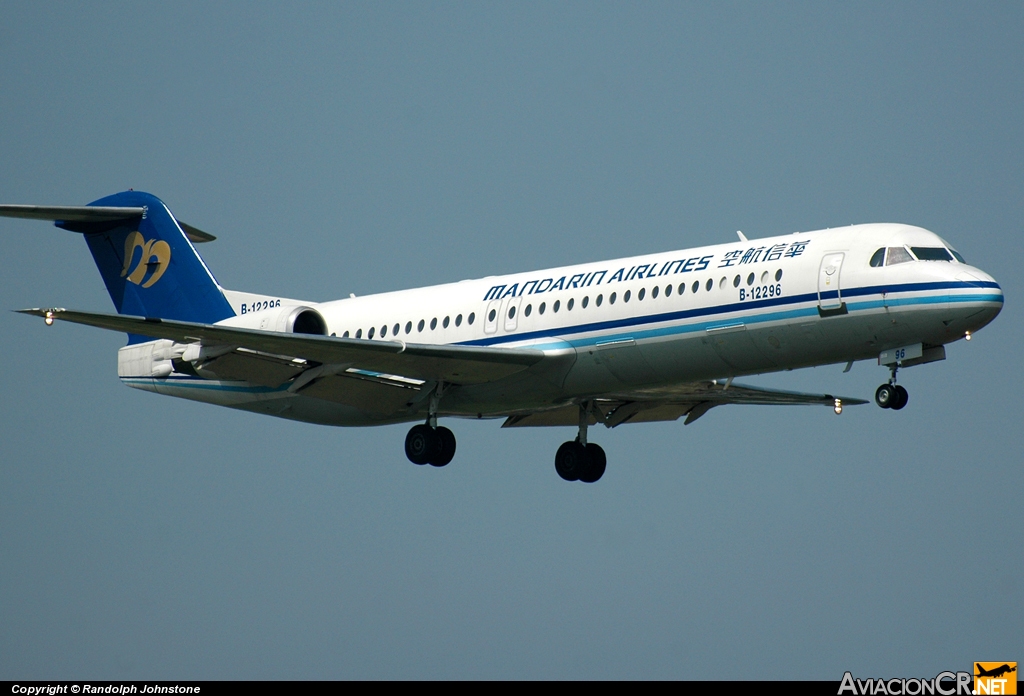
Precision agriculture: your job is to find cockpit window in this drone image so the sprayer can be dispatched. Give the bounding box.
[910,247,953,262]
[885,247,914,265]
[949,248,966,263]
[869,248,885,267]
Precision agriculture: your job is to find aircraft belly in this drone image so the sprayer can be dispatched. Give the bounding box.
[701,328,775,373]
[638,332,732,381]
[444,371,573,417]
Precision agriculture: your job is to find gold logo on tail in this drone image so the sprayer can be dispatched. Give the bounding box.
[120,231,171,288]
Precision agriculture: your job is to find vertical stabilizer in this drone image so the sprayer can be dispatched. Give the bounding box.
[59,191,235,329]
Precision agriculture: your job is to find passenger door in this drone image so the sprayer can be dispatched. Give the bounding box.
[817,253,846,314]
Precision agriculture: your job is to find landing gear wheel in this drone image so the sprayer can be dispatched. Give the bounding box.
[429,426,457,467]
[890,385,909,411]
[555,441,589,482]
[405,424,441,465]
[875,384,896,409]
[578,443,607,483]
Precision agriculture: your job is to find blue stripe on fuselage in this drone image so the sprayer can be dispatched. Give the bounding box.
[458,280,1002,349]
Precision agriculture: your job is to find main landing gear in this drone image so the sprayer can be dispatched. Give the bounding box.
[554,403,606,483]
[875,365,909,411]
[405,423,456,467]
[404,382,456,467]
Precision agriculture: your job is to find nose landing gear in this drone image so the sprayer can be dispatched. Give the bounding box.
[875,366,909,411]
[554,402,607,483]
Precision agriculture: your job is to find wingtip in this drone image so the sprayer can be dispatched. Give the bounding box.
[14,307,64,319]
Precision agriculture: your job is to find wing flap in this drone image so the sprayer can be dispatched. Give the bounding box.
[197,351,307,387]
[501,380,866,428]
[20,308,543,386]
[299,373,421,415]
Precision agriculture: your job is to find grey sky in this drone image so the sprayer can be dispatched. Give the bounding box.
[1,2,1020,679]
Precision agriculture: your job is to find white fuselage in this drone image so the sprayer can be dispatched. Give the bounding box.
[120,223,1003,426]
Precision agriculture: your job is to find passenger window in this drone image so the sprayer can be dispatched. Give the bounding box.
[679,282,687,295]
[525,304,532,317]
[508,306,516,319]
[380,325,387,337]
[761,271,769,284]
[405,321,412,334]
[624,290,631,302]
[609,292,616,304]
[733,275,740,288]
[356,329,363,338]
[747,273,754,286]
[539,302,546,314]
[595,294,603,307]
[418,319,425,332]
[393,323,400,335]
[488,309,496,322]
[468,312,475,324]
[705,279,713,291]
[368,327,375,339]
[665,284,672,297]
[553,300,561,312]
[652,286,659,299]
[775,269,783,281]
[567,298,574,311]
[343,331,350,338]
[886,247,914,265]
[430,318,438,330]
[869,248,886,267]
[582,296,589,308]
[455,314,463,327]
[638,288,645,301]
[443,316,450,328]
[692,281,699,293]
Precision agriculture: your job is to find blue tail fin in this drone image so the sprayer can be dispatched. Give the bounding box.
[58,191,235,328]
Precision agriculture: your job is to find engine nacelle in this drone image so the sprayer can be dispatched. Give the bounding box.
[216,304,328,336]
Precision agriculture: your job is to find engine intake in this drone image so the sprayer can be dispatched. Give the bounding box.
[217,304,329,335]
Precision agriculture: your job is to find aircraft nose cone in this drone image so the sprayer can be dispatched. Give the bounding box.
[955,268,1003,329]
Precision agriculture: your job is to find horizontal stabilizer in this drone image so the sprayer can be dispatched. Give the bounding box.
[0,204,215,243]
[0,204,145,222]
[18,308,544,386]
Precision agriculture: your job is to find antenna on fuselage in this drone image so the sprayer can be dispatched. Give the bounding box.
[736,230,748,242]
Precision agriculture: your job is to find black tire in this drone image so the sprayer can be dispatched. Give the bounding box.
[875,384,895,409]
[891,385,909,411]
[555,441,589,482]
[429,426,457,467]
[405,424,440,465]
[579,443,607,483]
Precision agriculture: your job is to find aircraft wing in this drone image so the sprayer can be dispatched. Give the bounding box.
[18,308,543,385]
[502,380,867,428]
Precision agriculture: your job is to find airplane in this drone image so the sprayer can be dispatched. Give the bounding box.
[975,664,1016,679]
[1,190,1003,483]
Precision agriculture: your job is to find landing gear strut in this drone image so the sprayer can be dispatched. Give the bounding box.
[554,402,606,483]
[875,365,909,411]
[404,382,456,467]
